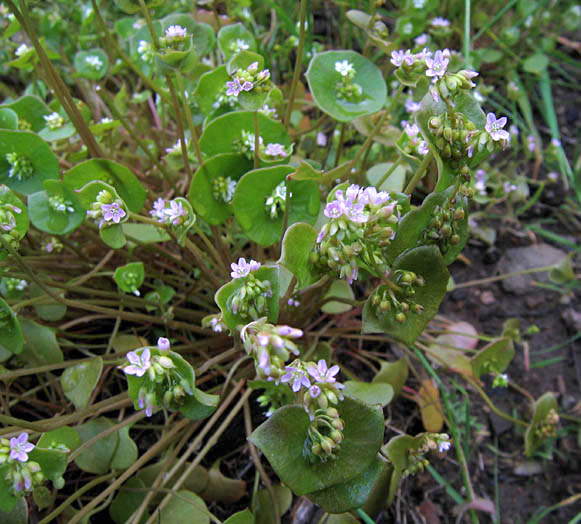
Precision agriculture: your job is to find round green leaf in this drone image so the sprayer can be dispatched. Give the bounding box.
[28,180,85,235]
[470,338,515,379]
[28,447,67,482]
[306,51,387,122]
[73,49,108,80]
[110,477,148,524]
[37,427,81,453]
[362,246,449,344]
[114,262,145,295]
[523,54,549,74]
[0,96,50,132]
[110,426,138,470]
[160,490,209,524]
[188,153,253,225]
[0,297,23,355]
[113,0,163,14]
[194,66,232,116]
[199,111,291,158]
[278,222,319,289]
[29,283,67,322]
[248,396,384,496]
[224,509,254,524]
[63,159,146,213]
[74,418,119,474]
[0,466,20,512]
[217,23,257,61]
[179,388,220,421]
[61,357,104,411]
[0,130,59,195]
[19,318,63,365]
[321,280,355,314]
[253,485,291,524]
[343,381,393,407]
[0,108,18,130]
[233,166,320,247]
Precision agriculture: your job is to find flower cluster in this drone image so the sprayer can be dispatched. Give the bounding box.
[121,340,194,418]
[6,152,34,181]
[202,313,227,333]
[229,38,250,53]
[137,40,154,63]
[2,277,27,293]
[264,181,288,219]
[85,55,103,70]
[225,61,272,97]
[334,60,362,102]
[534,409,559,439]
[86,189,126,229]
[370,269,426,324]
[401,120,429,157]
[42,236,63,254]
[212,176,238,204]
[0,201,23,252]
[43,112,64,130]
[0,433,44,495]
[48,194,75,214]
[404,433,452,477]
[149,198,189,227]
[420,195,466,254]
[227,258,273,322]
[311,184,400,284]
[235,130,263,160]
[159,25,189,51]
[241,319,303,383]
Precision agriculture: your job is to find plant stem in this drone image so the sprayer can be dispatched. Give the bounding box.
[452,264,557,289]
[404,152,433,194]
[464,0,472,68]
[253,110,260,169]
[166,75,194,181]
[283,0,308,128]
[176,71,203,166]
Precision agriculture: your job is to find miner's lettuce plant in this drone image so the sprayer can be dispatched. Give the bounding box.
[0,0,573,522]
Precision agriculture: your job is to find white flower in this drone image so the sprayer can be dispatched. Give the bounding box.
[485,113,509,142]
[335,60,355,77]
[235,38,249,50]
[43,112,64,130]
[431,17,450,27]
[15,43,30,57]
[165,25,187,42]
[425,49,449,78]
[230,258,261,279]
[264,143,287,157]
[85,55,103,70]
[438,440,451,453]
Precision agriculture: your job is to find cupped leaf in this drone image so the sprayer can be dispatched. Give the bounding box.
[110,426,138,470]
[61,357,103,410]
[28,447,67,482]
[372,358,408,398]
[233,166,320,247]
[362,246,449,345]
[74,49,109,80]
[0,108,18,130]
[278,222,320,289]
[63,159,146,213]
[470,338,514,379]
[0,298,23,355]
[343,381,393,407]
[306,50,387,123]
[27,180,85,235]
[114,262,145,295]
[0,96,50,132]
[307,457,388,514]
[0,130,59,195]
[179,388,220,421]
[194,66,232,116]
[249,396,384,496]
[524,392,558,457]
[188,153,253,225]
[387,185,468,265]
[217,23,257,61]
[19,318,63,365]
[37,427,81,453]
[110,477,149,524]
[215,265,280,332]
[74,418,119,474]
[321,280,355,314]
[199,111,290,158]
[159,490,210,524]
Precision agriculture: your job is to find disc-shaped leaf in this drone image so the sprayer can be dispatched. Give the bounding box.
[74,418,119,474]
[28,447,67,481]
[278,222,320,289]
[0,108,18,130]
[28,180,85,235]
[249,396,384,496]
[199,111,290,158]
[61,357,103,410]
[74,49,108,80]
[362,246,449,344]
[159,491,209,524]
[194,66,232,116]
[372,358,409,397]
[63,159,146,213]
[224,509,254,524]
[215,265,280,332]
[217,23,257,61]
[233,166,320,246]
[343,381,393,407]
[37,427,81,453]
[470,338,514,379]
[179,388,220,421]
[307,457,388,514]
[20,318,63,365]
[524,392,558,457]
[0,298,23,355]
[0,96,50,132]
[114,262,145,295]
[110,426,138,470]
[188,153,253,225]
[306,50,387,123]
[0,130,59,195]
[109,477,148,524]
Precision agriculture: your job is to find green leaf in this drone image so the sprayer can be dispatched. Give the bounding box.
[110,477,148,524]
[37,427,81,453]
[101,223,127,249]
[27,180,85,235]
[122,223,171,244]
[74,417,119,474]
[362,246,449,345]
[372,358,408,397]
[217,23,257,62]
[113,0,163,14]
[0,465,19,512]
[0,495,26,522]
[306,51,387,123]
[249,396,384,496]
[522,54,549,75]
[73,49,108,80]
[0,298,23,355]
[278,222,319,288]
[387,185,468,265]
[321,280,355,314]
[470,338,514,379]
[224,509,254,524]
[63,159,146,213]
[215,265,280,332]
[20,318,63,365]
[0,130,59,195]
[233,166,320,247]
[343,381,393,407]
[33,486,54,511]
[524,392,558,457]
[28,447,67,481]
[188,153,253,225]
[61,357,103,410]
[159,490,210,524]
[199,111,290,158]
[367,162,407,192]
[0,96,50,132]
[0,108,18,130]
[307,457,388,514]
[253,485,292,524]
[29,283,67,322]
[110,426,138,470]
[179,388,220,421]
[114,262,145,295]
[194,66,232,116]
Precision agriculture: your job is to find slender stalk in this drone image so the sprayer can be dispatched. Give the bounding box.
[404,152,433,194]
[334,123,347,168]
[463,0,472,68]
[253,110,260,169]
[452,264,557,289]
[283,0,308,128]
[166,75,194,181]
[175,71,203,165]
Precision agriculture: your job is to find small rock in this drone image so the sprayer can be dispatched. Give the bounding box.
[480,291,495,305]
[496,244,567,295]
[561,308,581,333]
[488,412,513,436]
[513,460,543,476]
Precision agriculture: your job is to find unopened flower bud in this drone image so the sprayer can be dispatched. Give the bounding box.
[396,312,406,323]
[454,208,465,220]
[330,430,343,444]
[450,234,460,245]
[158,356,175,369]
[321,438,334,455]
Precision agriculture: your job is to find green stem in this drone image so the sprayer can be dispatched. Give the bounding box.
[463,0,471,68]
[404,152,433,194]
[452,264,556,289]
[175,71,203,166]
[166,75,194,181]
[376,158,402,188]
[334,122,347,168]
[283,0,308,128]
[138,0,159,51]
[253,110,260,169]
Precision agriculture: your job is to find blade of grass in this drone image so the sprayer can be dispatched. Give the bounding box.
[532,333,581,355]
[472,0,518,43]
[530,356,566,369]
[525,224,581,250]
[463,0,471,68]
[426,464,465,505]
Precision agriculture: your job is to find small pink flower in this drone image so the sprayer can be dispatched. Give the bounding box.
[9,433,35,463]
[425,50,449,78]
[123,348,151,377]
[485,113,509,142]
[157,337,170,351]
